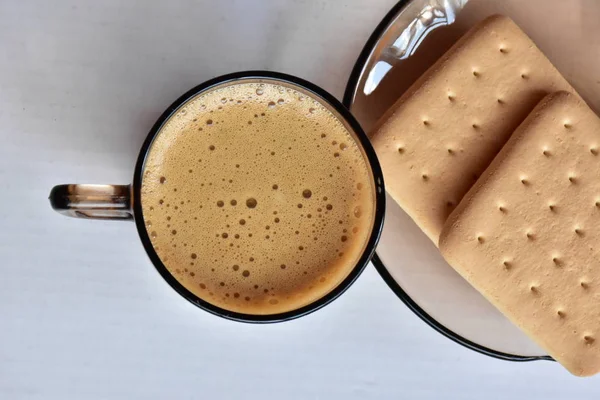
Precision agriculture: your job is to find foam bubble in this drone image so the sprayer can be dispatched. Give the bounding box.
[354,206,362,218]
[246,198,257,208]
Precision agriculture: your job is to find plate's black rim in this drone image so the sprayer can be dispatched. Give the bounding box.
[133,70,386,324]
[343,0,553,362]
[342,0,411,107]
[372,254,553,362]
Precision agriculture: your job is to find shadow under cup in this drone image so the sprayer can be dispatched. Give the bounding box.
[49,71,385,323]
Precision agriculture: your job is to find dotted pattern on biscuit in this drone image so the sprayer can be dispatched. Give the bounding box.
[440,92,600,376]
[371,15,575,243]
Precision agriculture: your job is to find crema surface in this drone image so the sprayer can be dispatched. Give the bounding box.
[141,80,375,314]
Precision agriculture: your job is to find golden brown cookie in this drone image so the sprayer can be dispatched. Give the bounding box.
[440,92,600,376]
[371,15,574,244]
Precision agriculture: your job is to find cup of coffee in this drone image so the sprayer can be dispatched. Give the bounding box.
[49,71,385,322]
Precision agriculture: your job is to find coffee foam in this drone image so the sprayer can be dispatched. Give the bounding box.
[141,80,375,315]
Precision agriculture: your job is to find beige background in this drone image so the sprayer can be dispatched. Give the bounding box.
[1,0,599,399]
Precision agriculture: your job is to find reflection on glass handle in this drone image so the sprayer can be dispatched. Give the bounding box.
[49,184,133,220]
[363,0,468,95]
[387,0,467,60]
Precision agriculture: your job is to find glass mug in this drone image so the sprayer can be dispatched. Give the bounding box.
[49,71,385,323]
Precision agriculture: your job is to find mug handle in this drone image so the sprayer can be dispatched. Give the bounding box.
[49,184,133,220]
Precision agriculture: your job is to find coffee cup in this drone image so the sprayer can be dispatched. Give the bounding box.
[49,71,385,322]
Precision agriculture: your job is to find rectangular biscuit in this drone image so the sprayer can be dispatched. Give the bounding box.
[371,15,575,244]
[439,92,600,376]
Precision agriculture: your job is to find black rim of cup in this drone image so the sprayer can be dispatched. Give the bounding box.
[132,71,386,323]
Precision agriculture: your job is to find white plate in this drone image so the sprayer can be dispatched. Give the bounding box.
[344,0,600,360]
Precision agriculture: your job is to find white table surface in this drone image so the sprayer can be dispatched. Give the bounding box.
[1,0,599,398]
